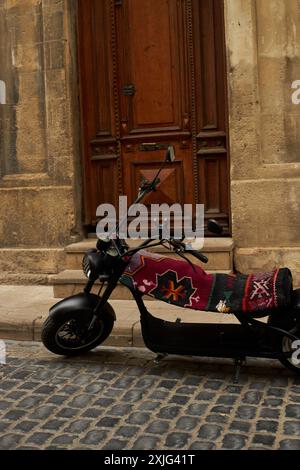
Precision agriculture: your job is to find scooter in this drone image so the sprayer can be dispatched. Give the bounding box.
[41,147,300,377]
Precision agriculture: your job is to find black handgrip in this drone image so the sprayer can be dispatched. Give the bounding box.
[188,250,208,264]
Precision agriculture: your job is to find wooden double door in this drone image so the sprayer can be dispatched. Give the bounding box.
[78,0,230,234]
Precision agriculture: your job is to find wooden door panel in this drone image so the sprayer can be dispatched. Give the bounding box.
[116,0,190,136]
[122,142,192,206]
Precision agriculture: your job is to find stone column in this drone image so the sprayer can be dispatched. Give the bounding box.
[225,0,300,284]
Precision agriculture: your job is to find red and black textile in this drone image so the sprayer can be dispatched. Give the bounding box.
[120,250,293,315]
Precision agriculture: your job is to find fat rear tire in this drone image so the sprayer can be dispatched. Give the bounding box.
[278,327,300,374]
[41,304,115,356]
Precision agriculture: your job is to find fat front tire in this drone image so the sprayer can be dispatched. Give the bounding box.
[41,305,115,357]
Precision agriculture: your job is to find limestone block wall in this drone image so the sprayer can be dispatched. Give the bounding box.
[225,0,300,285]
[0,0,82,282]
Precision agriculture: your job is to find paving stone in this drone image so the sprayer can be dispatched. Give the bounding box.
[42,419,67,431]
[51,435,75,445]
[236,406,257,420]
[186,403,208,416]
[263,398,283,407]
[116,426,139,438]
[121,390,143,402]
[103,439,128,450]
[267,388,286,398]
[58,407,81,418]
[138,401,160,411]
[230,420,251,433]
[94,398,114,407]
[158,380,177,390]
[0,381,17,391]
[176,386,196,395]
[256,420,278,434]
[225,385,243,394]
[83,383,105,395]
[290,395,300,403]
[29,406,56,420]
[280,439,300,450]
[80,430,108,445]
[3,410,27,421]
[109,404,133,416]
[243,391,263,405]
[135,377,156,389]
[16,396,44,409]
[189,441,215,450]
[248,382,266,391]
[217,395,238,405]
[0,400,13,411]
[198,424,222,440]
[195,391,215,401]
[283,421,300,436]
[149,390,169,400]
[157,406,180,420]
[35,385,57,395]
[64,419,92,434]
[26,432,52,445]
[14,421,38,432]
[169,395,190,405]
[146,420,170,436]
[204,380,223,391]
[176,416,198,432]
[252,434,275,446]
[165,432,189,448]
[132,436,160,450]
[183,376,202,386]
[47,395,69,405]
[6,391,24,400]
[97,417,120,428]
[260,408,280,420]
[211,405,232,415]
[82,408,103,419]
[206,414,229,425]
[222,434,247,449]
[286,404,300,419]
[0,433,23,449]
[112,377,135,389]
[17,381,40,391]
[69,394,93,408]
[126,412,150,425]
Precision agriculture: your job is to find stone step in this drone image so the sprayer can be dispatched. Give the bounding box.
[65,238,234,271]
[50,269,232,299]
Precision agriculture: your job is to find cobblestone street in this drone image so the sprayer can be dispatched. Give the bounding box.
[0,341,300,450]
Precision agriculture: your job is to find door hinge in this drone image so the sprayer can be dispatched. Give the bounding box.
[122,84,136,97]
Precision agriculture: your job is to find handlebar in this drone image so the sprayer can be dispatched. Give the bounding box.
[187,250,208,264]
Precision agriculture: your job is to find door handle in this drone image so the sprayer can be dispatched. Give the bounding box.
[122,84,136,96]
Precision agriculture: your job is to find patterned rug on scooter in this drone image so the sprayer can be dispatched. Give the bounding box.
[120,250,293,315]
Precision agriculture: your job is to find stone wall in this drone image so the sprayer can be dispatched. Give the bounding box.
[0,0,82,282]
[225,0,300,285]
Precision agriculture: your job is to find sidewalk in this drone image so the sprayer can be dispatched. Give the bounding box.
[0,286,238,346]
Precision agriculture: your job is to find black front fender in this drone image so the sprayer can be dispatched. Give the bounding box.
[49,293,116,321]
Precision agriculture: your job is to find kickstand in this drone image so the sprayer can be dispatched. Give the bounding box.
[233,357,246,384]
[154,353,168,364]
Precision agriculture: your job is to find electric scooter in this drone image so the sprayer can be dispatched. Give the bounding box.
[41,147,300,377]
